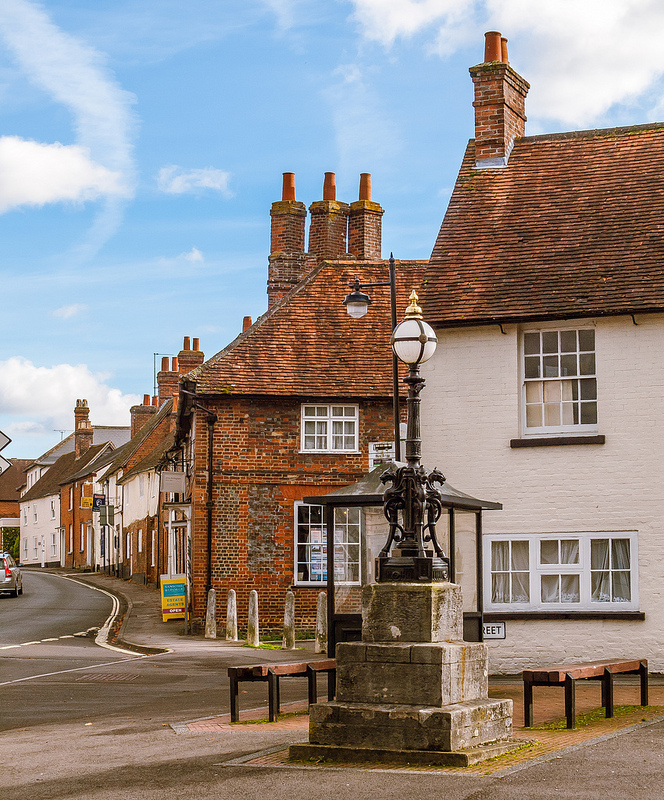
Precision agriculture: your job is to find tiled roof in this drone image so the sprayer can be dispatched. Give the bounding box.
[118,433,175,484]
[424,123,664,327]
[102,399,173,478]
[0,459,32,501]
[29,426,130,467]
[188,259,426,397]
[20,445,107,503]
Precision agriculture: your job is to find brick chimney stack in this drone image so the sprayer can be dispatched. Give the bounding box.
[157,356,180,403]
[469,31,529,169]
[348,173,384,260]
[267,173,310,307]
[308,172,350,260]
[130,393,157,437]
[177,335,205,375]
[74,399,93,458]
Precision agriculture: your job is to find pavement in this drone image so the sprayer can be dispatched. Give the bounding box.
[48,568,664,778]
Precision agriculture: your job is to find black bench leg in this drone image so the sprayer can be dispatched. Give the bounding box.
[524,678,534,727]
[640,661,649,706]
[306,665,317,706]
[268,669,279,722]
[229,673,239,723]
[565,673,576,729]
[603,668,614,718]
[328,668,336,701]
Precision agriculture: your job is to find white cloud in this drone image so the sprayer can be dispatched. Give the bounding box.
[182,247,204,263]
[157,165,233,196]
[52,303,88,320]
[0,357,139,431]
[0,137,125,213]
[324,63,399,176]
[347,0,664,127]
[0,0,136,243]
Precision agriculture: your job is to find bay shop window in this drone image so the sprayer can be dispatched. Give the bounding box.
[484,532,638,612]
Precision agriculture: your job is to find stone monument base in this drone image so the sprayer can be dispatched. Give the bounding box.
[289,740,521,768]
[306,697,513,752]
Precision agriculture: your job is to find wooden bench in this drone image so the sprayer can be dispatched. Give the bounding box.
[228,658,336,723]
[523,658,648,729]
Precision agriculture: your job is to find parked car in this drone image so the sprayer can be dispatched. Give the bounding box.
[0,553,22,597]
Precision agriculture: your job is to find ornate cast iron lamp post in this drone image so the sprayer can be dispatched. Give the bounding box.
[376,291,449,583]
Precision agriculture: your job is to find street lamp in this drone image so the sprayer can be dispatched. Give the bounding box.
[343,255,401,460]
[376,290,449,583]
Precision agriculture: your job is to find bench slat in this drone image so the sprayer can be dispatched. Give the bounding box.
[524,658,644,684]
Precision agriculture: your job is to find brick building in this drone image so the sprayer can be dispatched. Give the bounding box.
[420,31,664,670]
[173,173,425,631]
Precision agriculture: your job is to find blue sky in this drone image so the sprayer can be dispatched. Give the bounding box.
[2,0,664,458]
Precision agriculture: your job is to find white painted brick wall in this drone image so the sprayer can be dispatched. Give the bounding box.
[421,315,664,672]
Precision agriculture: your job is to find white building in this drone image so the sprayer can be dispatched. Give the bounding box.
[420,33,664,671]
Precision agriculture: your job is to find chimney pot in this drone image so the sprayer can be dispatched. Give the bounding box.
[161,356,169,371]
[323,172,336,201]
[183,336,191,351]
[282,172,296,201]
[501,36,509,63]
[143,394,150,406]
[359,173,371,202]
[171,356,178,372]
[152,396,158,407]
[242,315,252,332]
[193,337,200,351]
[484,31,502,62]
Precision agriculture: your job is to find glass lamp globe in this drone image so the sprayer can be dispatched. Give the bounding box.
[343,288,372,319]
[391,291,438,364]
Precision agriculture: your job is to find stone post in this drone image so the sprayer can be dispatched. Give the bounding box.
[247,589,259,647]
[315,591,327,654]
[282,590,295,650]
[226,589,238,641]
[204,588,217,639]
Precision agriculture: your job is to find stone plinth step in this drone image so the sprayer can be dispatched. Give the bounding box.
[288,739,523,768]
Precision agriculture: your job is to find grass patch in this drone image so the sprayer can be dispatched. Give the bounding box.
[528,704,659,731]
[241,642,286,650]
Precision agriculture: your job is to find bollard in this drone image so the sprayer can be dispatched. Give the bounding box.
[226,589,238,641]
[204,588,217,639]
[315,591,327,654]
[282,590,295,650]
[247,589,259,647]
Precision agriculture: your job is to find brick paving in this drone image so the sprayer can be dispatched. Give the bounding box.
[185,678,664,775]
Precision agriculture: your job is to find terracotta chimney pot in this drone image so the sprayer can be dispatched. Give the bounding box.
[243,316,252,332]
[359,173,371,202]
[183,336,190,351]
[323,172,336,201]
[484,31,502,62]
[193,338,200,351]
[282,172,296,201]
[143,394,150,406]
[501,36,509,63]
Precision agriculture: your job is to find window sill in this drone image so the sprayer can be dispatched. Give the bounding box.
[511,435,605,448]
[483,610,644,621]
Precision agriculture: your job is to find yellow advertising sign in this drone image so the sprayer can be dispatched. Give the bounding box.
[81,496,93,509]
[160,575,187,622]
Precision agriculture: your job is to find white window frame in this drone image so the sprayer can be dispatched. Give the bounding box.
[80,522,85,553]
[33,507,38,524]
[294,502,362,587]
[69,525,73,554]
[23,538,28,557]
[521,324,598,437]
[50,499,56,520]
[483,531,638,612]
[300,404,359,453]
[138,529,143,553]
[51,532,57,557]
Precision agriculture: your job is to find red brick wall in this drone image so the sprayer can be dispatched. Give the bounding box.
[348,200,383,260]
[469,62,529,163]
[308,200,349,260]
[188,395,400,630]
[60,481,93,569]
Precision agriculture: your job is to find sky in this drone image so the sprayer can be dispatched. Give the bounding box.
[2,0,664,459]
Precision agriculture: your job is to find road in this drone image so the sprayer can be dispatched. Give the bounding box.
[3,571,664,799]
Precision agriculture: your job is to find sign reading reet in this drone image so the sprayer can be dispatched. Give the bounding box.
[482,622,506,640]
